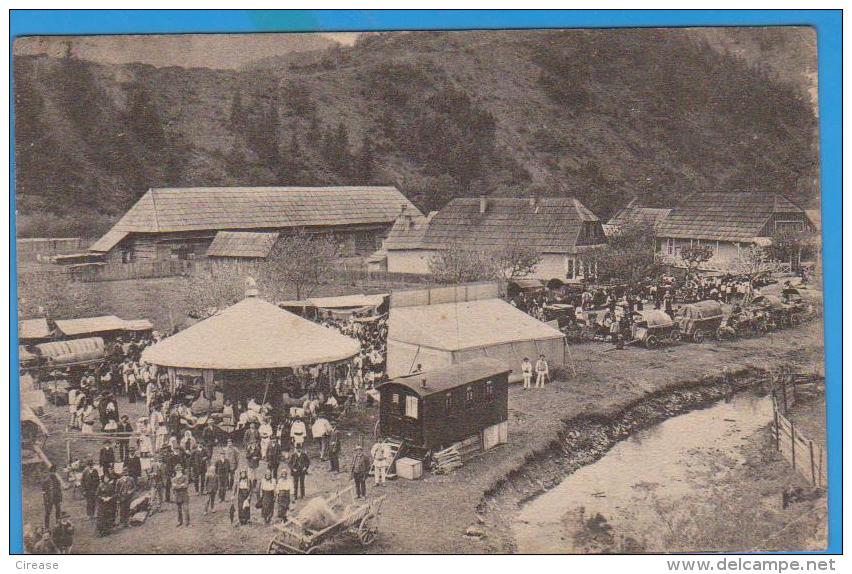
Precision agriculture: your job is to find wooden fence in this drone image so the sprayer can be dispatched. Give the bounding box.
[772,394,827,487]
[69,259,202,282]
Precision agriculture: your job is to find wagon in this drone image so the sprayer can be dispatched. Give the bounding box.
[677,300,724,343]
[628,309,680,349]
[750,295,798,330]
[267,486,386,554]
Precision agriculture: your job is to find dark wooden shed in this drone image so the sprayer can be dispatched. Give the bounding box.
[378,358,511,452]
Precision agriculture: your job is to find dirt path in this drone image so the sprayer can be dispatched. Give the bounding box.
[21,320,824,554]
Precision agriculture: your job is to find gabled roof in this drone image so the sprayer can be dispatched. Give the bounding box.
[383,211,434,250]
[382,358,511,398]
[91,186,422,251]
[389,298,564,352]
[605,200,671,236]
[206,231,278,259]
[655,192,806,242]
[142,295,360,369]
[412,197,605,253]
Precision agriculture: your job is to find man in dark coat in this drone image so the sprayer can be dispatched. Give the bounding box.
[243,422,260,449]
[96,475,116,536]
[41,465,63,529]
[200,421,217,457]
[327,425,342,473]
[98,440,115,477]
[190,443,209,494]
[125,447,142,484]
[350,445,371,499]
[288,444,310,500]
[114,469,135,528]
[265,436,281,480]
[172,464,190,526]
[116,415,133,461]
[214,451,231,502]
[81,459,101,519]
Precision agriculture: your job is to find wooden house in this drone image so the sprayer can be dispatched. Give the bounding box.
[603,198,671,236]
[384,196,607,281]
[378,358,511,452]
[655,192,813,271]
[89,186,422,263]
[205,231,279,272]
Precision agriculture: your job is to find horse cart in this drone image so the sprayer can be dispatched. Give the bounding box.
[267,486,386,554]
[628,309,680,349]
[677,300,724,343]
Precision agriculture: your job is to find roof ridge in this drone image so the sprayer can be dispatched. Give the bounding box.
[147,189,161,233]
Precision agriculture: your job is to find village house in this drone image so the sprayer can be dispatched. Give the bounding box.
[654,192,813,271]
[88,186,422,263]
[603,198,671,236]
[383,196,607,281]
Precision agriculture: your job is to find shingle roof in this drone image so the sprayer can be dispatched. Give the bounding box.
[411,197,605,253]
[92,186,421,250]
[19,318,51,340]
[383,212,433,250]
[206,231,279,259]
[655,192,805,242]
[382,358,510,398]
[606,200,672,233]
[54,315,129,337]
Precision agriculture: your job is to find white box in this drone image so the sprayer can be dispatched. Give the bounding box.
[395,457,422,480]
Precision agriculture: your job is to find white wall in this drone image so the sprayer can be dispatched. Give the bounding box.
[386,249,437,275]
[657,238,749,271]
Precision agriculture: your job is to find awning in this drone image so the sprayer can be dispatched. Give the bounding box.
[124,319,154,331]
[36,337,106,366]
[142,295,360,370]
[55,315,128,337]
[19,318,51,340]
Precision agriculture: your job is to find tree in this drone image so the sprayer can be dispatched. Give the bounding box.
[586,220,659,284]
[126,81,167,151]
[727,245,780,283]
[177,267,246,320]
[260,230,340,300]
[354,137,376,184]
[229,89,245,132]
[678,244,715,279]
[767,228,818,270]
[427,242,542,284]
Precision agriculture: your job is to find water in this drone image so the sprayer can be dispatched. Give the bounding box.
[513,393,773,553]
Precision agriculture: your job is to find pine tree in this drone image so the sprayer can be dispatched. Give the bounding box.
[355,137,375,184]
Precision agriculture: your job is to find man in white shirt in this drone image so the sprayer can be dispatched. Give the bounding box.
[535,354,549,389]
[521,357,533,390]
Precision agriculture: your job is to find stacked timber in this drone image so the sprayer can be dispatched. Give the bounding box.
[432,436,482,474]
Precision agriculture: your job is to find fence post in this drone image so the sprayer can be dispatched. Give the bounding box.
[772,395,780,450]
[808,440,816,486]
[789,420,796,472]
[781,380,788,414]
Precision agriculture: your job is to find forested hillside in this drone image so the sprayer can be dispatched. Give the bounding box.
[13,28,819,237]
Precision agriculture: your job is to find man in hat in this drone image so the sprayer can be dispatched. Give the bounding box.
[289,416,306,448]
[534,354,549,389]
[245,441,261,491]
[116,415,133,461]
[350,445,371,499]
[99,440,115,477]
[114,467,135,528]
[190,442,209,495]
[288,444,310,500]
[214,450,231,503]
[41,465,63,529]
[96,474,116,537]
[266,436,281,480]
[52,512,74,554]
[243,422,260,449]
[125,447,142,484]
[327,423,341,473]
[81,459,101,519]
[172,464,190,526]
[225,439,239,489]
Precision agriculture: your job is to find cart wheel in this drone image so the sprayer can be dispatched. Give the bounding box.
[693,329,704,344]
[645,335,658,349]
[268,539,288,554]
[669,328,681,343]
[357,513,379,547]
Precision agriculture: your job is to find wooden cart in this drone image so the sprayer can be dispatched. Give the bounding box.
[677,300,724,343]
[267,486,386,554]
[629,309,680,349]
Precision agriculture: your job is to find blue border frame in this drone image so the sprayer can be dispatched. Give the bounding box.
[9,9,842,555]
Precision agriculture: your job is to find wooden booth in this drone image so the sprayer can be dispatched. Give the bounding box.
[378,358,510,452]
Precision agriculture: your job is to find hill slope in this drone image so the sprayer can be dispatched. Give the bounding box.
[13,29,819,237]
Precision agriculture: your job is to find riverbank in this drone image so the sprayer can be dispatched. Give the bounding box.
[21,320,824,553]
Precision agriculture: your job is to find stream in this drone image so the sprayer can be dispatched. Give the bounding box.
[512,392,774,553]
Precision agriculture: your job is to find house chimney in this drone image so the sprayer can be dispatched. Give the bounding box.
[421,377,428,389]
[400,203,407,216]
[244,276,258,298]
[480,195,488,214]
[529,195,538,208]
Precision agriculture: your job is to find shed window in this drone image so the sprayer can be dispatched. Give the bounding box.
[485,380,494,402]
[465,386,475,408]
[405,395,419,419]
[444,393,453,416]
[391,393,399,405]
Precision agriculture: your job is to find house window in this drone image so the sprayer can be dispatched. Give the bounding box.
[465,386,475,408]
[775,220,804,233]
[391,393,399,406]
[444,393,453,416]
[405,395,419,419]
[485,380,494,402]
[666,238,674,256]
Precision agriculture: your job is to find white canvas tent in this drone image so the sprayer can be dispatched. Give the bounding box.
[387,298,566,382]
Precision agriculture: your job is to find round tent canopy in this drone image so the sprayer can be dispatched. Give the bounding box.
[142,295,360,370]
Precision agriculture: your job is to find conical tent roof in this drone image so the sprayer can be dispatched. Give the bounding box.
[142,296,360,370]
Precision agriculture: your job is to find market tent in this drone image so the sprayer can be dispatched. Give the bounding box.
[124,319,154,332]
[387,298,565,381]
[55,315,128,337]
[36,337,106,366]
[142,294,360,370]
[19,318,52,341]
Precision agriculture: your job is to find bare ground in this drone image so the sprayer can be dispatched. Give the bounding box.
[21,318,825,554]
